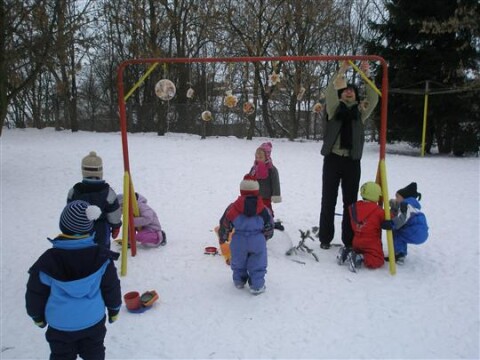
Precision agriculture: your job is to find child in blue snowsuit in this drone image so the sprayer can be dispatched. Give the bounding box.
[67,151,122,249]
[382,182,429,263]
[218,175,274,295]
[25,200,122,360]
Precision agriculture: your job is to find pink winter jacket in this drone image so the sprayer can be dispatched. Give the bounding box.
[133,193,162,232]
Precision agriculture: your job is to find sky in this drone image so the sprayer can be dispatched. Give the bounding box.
[1,128,479,360]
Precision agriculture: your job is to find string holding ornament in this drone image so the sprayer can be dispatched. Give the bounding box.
[186,62,195,99]
[224,63,238,109]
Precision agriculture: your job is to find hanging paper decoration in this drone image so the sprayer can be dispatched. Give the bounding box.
[269,72,281,86]
[243,101,255,115]
[297,86,306,101]
[224,90,238,108]
[155,79,176,101]
[202,110,212,122]
[186,87,195,99]
[312,103,323,113]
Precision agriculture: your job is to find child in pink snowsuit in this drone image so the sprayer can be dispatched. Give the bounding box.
[118,193,166,247]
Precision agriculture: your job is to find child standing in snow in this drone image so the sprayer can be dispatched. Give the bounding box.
[118,192,166,247]
[67,151,122,249]
[249,142,283,230]
[218,175,274,295]
[25,200,122,360]
[382,182,429,264]
[337,181,386,272]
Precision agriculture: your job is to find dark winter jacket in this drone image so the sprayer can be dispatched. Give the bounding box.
[218,195,274,244]
[67,179,122,247]
[321,71,379,160]
[25,234,121,331]
[349,201,385,268]
[249,166,281,201]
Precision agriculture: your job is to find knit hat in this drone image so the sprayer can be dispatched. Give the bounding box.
[240,174,259,196]
[337,83,359,101]
[82,151,103,179]
[257,142,273,162]
[360,181,382,202]
[60,200,102,235]
[396,182,422,200]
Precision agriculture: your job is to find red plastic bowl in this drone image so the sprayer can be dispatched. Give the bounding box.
[204,246,218,255]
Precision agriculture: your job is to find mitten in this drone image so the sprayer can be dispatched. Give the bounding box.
[111,227,120,239]
[381,220,394,230]
[220,242,231,265]
[271,195,282,204]
[333,74,347,90]
[108,309,119,324]
[33,317,46,328]
[389,199,399,213]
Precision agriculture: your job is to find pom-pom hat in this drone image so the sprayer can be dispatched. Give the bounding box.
[82,151,103,179]
[396,182,421,200]
[240,175,259,196]
[257,142,273,162]
[60,200,102,235]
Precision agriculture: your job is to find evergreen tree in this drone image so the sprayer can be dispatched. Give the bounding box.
[366,0,479,154]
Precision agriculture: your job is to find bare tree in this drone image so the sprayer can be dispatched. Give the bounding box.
[0,0,60,136]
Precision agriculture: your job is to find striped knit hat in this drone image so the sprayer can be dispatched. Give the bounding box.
[60,200,102,235]
[240,174,259,196]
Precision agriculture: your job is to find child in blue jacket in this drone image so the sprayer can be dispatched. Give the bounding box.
[382,182,429,264]
[25,200,122,360]
[218,175,274,295]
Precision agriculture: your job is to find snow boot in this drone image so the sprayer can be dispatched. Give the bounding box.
[250,285,266,295]
[336,246,351,265]
[160,230,167,246]
[274,221,285,231]
[347,251,363,273]
[320,242,331,250]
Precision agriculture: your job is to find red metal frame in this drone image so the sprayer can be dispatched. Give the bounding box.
[116,55,389,254]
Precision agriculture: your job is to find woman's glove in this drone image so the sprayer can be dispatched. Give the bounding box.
[32,317,46,328]
[108,309,119,324]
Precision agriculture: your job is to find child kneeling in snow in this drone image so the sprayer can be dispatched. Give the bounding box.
[118,192,166,247]
[381,182,429,264]
[337,181,386,272]
[218,175,274,295]
[25,200,122,359]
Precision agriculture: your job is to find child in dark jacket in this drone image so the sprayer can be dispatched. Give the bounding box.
[249,142,283,230]
[382,182,429,264]
[218,175,274,295]
[67,151,122,249]
[337,181,386,272]
[25,200,122,360]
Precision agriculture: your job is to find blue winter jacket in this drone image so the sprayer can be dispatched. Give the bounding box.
[392,197,429,246]
[26,235,121,331]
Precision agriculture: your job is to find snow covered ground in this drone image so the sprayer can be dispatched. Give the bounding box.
[1,128,479,359]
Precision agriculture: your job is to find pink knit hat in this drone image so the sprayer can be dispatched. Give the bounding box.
[257,142,272,162]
